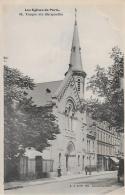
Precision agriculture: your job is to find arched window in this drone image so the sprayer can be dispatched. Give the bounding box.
[65,99,75,131]
[101,132,102,141]
[78,155,80,166]
[66,141,75,155]
[88,140,90,152]
[59,153,61,166]
[87,140,88,152]
[93,141,94,152]
[82,155,85,170]
[77,78,80,92]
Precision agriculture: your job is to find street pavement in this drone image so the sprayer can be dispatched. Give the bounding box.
[4,171,124,195]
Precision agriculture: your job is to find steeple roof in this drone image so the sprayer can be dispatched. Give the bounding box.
[69,9,83,72]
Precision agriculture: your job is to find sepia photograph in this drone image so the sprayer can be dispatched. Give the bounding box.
[2,1,124,194]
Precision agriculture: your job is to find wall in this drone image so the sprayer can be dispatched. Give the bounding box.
[48,76,88,175]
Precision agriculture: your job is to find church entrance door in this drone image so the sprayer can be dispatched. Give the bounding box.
[65,141,76,173]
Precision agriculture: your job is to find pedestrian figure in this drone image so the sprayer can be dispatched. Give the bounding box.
[85,167,88,175]
[57,166,61,177]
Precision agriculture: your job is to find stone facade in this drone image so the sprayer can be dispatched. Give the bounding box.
[49,80,88,175]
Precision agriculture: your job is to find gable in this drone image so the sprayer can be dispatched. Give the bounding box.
[55,74,81,110]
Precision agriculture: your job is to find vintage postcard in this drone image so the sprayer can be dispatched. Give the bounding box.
[1,0,125,195]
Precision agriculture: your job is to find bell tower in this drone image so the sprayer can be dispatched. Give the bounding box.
[68,9,86,100]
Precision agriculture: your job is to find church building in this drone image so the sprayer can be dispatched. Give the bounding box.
[28,10,119,176]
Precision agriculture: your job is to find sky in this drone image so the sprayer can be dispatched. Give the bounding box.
[3,4,124,89]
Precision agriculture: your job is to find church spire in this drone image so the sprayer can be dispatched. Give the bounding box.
[69,9,83,72]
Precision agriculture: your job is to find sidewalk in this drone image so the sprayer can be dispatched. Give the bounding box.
[4,171,116,190]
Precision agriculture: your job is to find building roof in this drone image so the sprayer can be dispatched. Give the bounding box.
[24,147,43,159]
[28,80,62,106]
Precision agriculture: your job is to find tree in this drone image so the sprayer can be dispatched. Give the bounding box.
[4,65,60,159]
[87,47,124,131]
[18,103,60,152]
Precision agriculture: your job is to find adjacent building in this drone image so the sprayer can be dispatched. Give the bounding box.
[96,121,120,171]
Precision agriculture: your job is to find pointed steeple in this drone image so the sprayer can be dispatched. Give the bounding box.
[69,9,83,72]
